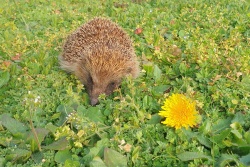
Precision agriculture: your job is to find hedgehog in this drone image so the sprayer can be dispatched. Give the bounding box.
[59,18,140,105]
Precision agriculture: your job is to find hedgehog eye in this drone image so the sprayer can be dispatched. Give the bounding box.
[105,81,116,95]
[110,82,116,87]
[88,75,93,84]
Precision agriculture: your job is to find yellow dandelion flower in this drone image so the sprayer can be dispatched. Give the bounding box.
[159,93,198,129]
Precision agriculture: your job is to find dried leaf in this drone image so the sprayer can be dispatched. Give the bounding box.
[2,61,11,68]
[11,53,21,61]
[134,28,143,35]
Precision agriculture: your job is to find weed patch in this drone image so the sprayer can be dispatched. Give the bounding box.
[0,0,250,166]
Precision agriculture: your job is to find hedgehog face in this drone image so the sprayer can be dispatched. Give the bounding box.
[86,74,122,105]
[76,48,137,105]
[74,51,136,106]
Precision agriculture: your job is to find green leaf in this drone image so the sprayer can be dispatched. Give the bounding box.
[83,147,101,163]
[104,148,127,167]
[0,157,6,167]
[0,71,10,88]
[96,138,109,155]
[90,156,107,167]
[216,154,239,167]
[212,128,231,146]
[245,131,250,144]
[232,145,250,155]
[153,65,162,81]
[232,112,245,124]
[183,130,212,148]
[83,138,109,163]
[143,63,153,74]
[212,118,232,134]
[183,129,198,138]
[239,153,250,166]
[177,152,213,161]
[231,129,242,139]
[80,107,105,123]
[147,114,162,124]
[152,85,169,95]
[27,128,49,142]
[196,135,212,148]
[45,123,58,134]
[43,137,68,150]
[64,159,80,167]
[32,152,44,164]
[54,149,72,164]
[132,146,141,163]
[142,95,151,110]
[0,113,28,135]
[27,128,49,152]
[198,119,212,134]
[5,148,32,163]
[179,62,187,74]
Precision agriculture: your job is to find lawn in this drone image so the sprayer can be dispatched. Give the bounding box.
[0,0,250,166]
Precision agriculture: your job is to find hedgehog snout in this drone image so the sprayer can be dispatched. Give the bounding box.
[89,85,104,106]
[90,97,99,106]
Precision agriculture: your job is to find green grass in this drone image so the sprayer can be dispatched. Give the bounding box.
[0,0,250,166]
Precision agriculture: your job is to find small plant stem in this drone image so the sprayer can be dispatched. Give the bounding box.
[29,110,42,152]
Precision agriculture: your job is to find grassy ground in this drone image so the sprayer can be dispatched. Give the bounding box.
[0,0,250,166]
